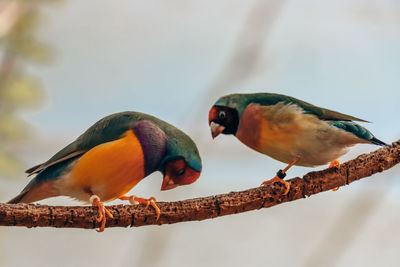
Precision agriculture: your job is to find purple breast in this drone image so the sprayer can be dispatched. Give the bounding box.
[132,121,168,175]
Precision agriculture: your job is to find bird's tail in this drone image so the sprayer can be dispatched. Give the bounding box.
[7,179,57,204]
[8,158,75,204]
[7,191,30,204]
[370,137,388,146]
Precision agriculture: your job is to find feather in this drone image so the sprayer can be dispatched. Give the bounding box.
[216,93,369,122]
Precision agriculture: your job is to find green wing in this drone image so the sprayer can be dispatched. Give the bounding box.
[26,112,149,175]
[216,93,369,122]
[249,93,369,122]
[216,93,385,146]
[249,93,387,145]
[328,121,386,146]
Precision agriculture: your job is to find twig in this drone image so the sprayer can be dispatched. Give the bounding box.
[0,140,399,230]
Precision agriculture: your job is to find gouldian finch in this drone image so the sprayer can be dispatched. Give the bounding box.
[8,111,202,231]
[208,93,386,194]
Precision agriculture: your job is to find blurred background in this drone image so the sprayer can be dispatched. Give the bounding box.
[0,0,399,266]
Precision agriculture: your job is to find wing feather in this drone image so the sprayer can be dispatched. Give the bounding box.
[26,150,86,176]
[250,93,369,122]
[25,112,146,176]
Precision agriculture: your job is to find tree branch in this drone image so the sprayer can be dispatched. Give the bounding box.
[1,140,399,230]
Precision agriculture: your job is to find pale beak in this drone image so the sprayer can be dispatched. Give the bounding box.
[210,121,225,139]
[161,174,178,191]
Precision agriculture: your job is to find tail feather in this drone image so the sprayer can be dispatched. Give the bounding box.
[9,157,76,204]
[7,179,58,204]
[370,137,388,146]
[25,163,44,176]
[7,191,30,204]
[330,121,387,146]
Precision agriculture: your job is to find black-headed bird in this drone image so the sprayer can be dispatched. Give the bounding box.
[208,93,386,194]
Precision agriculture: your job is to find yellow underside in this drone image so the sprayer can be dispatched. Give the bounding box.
[236,103,298,159]
[69,130,145,201]
[236,103,362,166]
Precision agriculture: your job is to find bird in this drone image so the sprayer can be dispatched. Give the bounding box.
[8,111,202,232]
[208,93,386,195]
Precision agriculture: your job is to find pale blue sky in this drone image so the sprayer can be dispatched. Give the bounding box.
[5,1,400,267]
[26,0,400,142]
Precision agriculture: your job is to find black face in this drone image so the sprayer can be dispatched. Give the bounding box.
[208,106,239,135]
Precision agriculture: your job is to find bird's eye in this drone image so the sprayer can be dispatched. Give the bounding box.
[219,111,226,120]
[177,169,185,176]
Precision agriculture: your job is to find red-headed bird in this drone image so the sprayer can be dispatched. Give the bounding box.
[8,111,202,231]
[208,93,386,194]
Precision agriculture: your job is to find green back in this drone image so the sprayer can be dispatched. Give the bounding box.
[214,93,387,145]
[40,111,202,173]
[215,93,368,122]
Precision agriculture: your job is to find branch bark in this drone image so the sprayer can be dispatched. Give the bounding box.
[1,140,399,230]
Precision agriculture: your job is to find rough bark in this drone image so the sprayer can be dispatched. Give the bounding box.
[0,140,399,230]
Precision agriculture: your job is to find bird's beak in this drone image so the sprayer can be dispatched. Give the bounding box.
[161,174,178,191]
[210,121,225,139]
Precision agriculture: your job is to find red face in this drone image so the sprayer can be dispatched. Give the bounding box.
[161,159,201,191]
[208,106,225,138]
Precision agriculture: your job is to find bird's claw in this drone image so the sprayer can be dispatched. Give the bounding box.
[329,160,341,191]
[90,195,113,232]
[329,160,340,169]
[261,176,291,195]
[120,195,160,220]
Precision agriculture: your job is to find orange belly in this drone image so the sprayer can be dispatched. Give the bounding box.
[69,130,145,202]
[236,103,300,164]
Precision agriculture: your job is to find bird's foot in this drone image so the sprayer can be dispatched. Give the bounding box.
[90,195,114,232]
[329,160,341,191]
[261,176,290,195]
[329,160,340,169]
[120,195,160,220]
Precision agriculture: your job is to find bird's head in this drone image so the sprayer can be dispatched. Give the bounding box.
[208,105,239,138]
[161,158,201,191]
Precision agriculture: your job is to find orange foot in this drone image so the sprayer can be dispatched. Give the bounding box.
[329,160,341,191]
[90,195,114,232]
[120,195,160,220]
[261,176,290,195]
[329,160,340,169]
